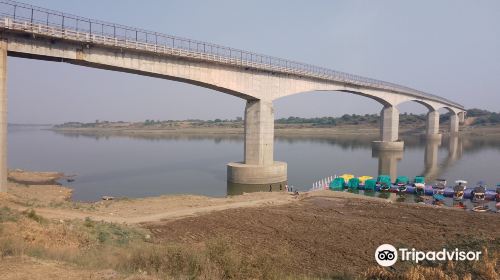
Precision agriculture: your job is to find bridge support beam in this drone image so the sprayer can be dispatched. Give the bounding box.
[227,100,287,186]
[458,111,466,124]
[0,41,6,192]
[243,100,274,165]
[424,110,442,141]
[372,106,404,151]
[449,113,459,135]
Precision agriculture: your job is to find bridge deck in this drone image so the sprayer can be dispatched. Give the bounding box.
[0,0,463,109]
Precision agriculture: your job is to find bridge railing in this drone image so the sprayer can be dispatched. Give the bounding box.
[0,0,463,109]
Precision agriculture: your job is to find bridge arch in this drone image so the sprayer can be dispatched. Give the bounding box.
[274,88,393,108]
[438,106,461,115]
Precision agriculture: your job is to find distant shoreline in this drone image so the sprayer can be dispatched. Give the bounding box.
[49,124,500,139]
[50,126,378,136]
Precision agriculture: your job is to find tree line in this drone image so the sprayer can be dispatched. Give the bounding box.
[54,108,500,128]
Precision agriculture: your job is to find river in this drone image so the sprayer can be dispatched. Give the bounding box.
[8,125,500,202]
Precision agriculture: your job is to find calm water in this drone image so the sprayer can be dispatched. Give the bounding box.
[8,126,500,202]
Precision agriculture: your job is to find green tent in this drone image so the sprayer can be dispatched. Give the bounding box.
[364,179,377,191]
[395,176,409,185]
[377,175,391,185]
[348,177,360,190]
[414,176,425,184]
[329,177,345,191]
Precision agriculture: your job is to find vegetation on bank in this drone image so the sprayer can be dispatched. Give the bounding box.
[1,206,498,279]
[467,109,500,125]
[52,108,500,130]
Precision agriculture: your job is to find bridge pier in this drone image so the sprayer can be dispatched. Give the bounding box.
[424,110,442,141]
[449,113,459,135]
[227,100,287,186]
[372,106,404,151]
[0,41,6,192]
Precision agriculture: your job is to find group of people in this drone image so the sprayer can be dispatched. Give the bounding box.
[268,184,299,195]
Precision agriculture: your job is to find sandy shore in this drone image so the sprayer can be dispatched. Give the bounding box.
[51,126,382,138]
[3,169,497,225]
[4,169,298,223]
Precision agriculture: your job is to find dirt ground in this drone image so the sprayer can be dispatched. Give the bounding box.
[144,194,500,276]
[3,170,295,224]
[8,169,66,185]
[1,170,499,279]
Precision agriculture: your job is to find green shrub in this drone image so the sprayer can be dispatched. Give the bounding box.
[0,206,19,222]
[23,209,45,223]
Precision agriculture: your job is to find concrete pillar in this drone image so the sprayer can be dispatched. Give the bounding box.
[227,100,286,186]
[426,111,439,135]
[0,41,6,192]
[450,113,459,134]
[458,111,466,124]
[380,106,399,142]
[244,100,274,165]
[372,106,404,151]
[425,110,441,140]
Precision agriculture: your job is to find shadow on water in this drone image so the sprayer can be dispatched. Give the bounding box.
[51,129,244,143]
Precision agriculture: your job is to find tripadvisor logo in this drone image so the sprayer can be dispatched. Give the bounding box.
[375,244,398,267]
[375,244,482,267]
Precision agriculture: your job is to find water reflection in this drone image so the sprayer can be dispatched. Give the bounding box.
[52,129,244,143]
[10,128,500,201]
[422,138,441,182]
[54,131,474,187]
[371,136,464,185]
[422,136,463,182]
[372,149,403,183]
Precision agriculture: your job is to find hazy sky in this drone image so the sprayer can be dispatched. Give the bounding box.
[7,0,500,124]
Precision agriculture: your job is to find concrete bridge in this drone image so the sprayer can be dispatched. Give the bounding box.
[0,0,465,190]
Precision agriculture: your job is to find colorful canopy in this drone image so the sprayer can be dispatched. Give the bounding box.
[414,176,425,184]
[348,177,360,189]
[396,176,409,185]
[358,175,373,184]
[329,177,345,191]
[364,179,377,191]
[340,173,354,182]
[377,175,391,185]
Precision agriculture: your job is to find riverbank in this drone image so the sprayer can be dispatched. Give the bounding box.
[50,123,500,139]
[1,170,499,279]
